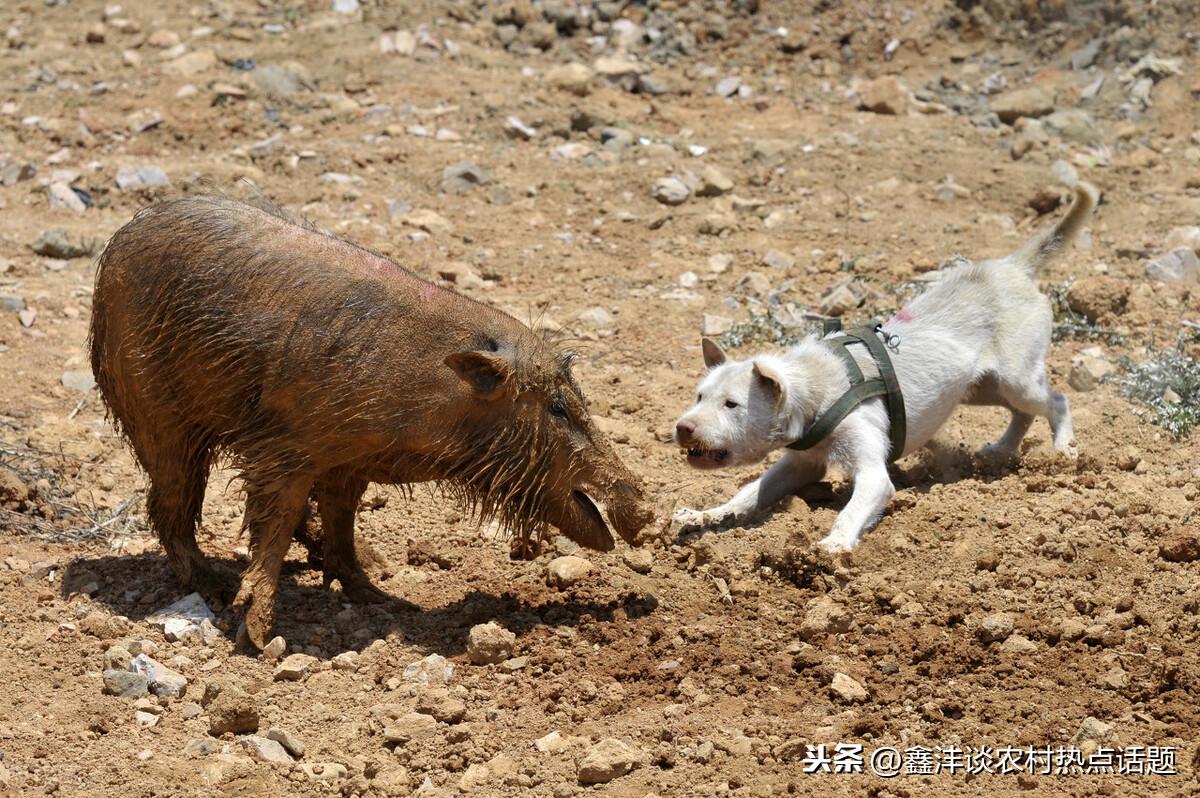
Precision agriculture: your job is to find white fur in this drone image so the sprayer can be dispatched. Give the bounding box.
[672,184,1098,553]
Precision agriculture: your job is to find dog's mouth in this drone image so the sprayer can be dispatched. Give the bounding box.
[684,445,730,468]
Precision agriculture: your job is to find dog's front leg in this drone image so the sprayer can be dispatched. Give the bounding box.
[674,452,826,528]
[816,459,895,553]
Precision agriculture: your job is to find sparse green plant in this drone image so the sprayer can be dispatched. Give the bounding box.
[1111,339,1200,439]
[716,309,817,349]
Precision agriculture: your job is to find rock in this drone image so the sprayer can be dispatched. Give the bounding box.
[241,735,294,766]
[799,596,853,639]
[332,0,359,13]
[599,127,634,152]
[856,76,908,115]
[163,49,217,78]
[104,645,132,671]
[441,162,489,194]
[546,63,593,96]
[829,672,868,703]
[31,228,93,259]
[127,109,163,134]
[47,182,86,213]
[1070,717,1115,749]
[1066,277,1128,322]
[131,654,188,698]
[383,712,439,744]
[593,55,646,79]
[0,293,25,312]
[273,653,317,681]
[261,636,286,662]
[534,730,568,753]
[416,689,467,724]
[1164,226,1200,256]
[331,651,360,671]
[578,307,613,327]
[207,685,259,736]
[301,763,349,783]
[398,209,453,235]
[1068,352,1115,393]
[1145,248,1200,282]
[1070,39,1102,70]
[990,86,1055,123]
[977,613,1014,644]
[62,370,96,393]
[695,165,733,197]
[652,177,690,206]
[466,622,515,665]
[103,669,149,698]
[578,738,642,784]
[819,281,863,316]
[546,555,592,588]
[505,116,536,140]
[265,727,305,758]
[1159,530,1200,563]
[252,63,313,99]
[1001,634,1039,654]
[701,314,733,337]
[1043,109,1103,146]
[403,653,455,684]
[135,709,160,727]
[116,165,170,191]
[184,737,219,757]
[502,656,529,671]
[147,592,215,643]
[763,249,795,270]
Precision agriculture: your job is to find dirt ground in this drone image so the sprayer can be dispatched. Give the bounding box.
[1,0,1199,796]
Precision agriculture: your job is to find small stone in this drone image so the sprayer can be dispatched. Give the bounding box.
[273,653,317,681]
[652,176,690,206]
[47,182,87,213]
[1164,226,1200,257]
[534,730,568,753]
[383,712,439,744]
[31,228,93,259]
[103,669,149,699]
[163,49,217,78]
[416,689,467,724]
[829,672,868,703]
[856,76,908,115]
[1070,717,1115,748]
[104,645,132,671]
[265,727,305,758]
[148,592,215,643]
[62,370,96,393]
[301,762,349,783]
[546,555,592,588]
[261,636,286,662]
[715,76,741,97]
[546,63,593,96]
[695,165,733,197]
[578,738,642,784]
[990,86,1055,124]
[700,314,733,337]
[441,162,489,194]
[977,613,1015,644]
[502,656,529,672]
[115,165,170,191]
[398,209,453,235]
[1159,530,1200,563]
[819,282,862,316]
[241,735,294,766]
[1001,634,1039,655]
[1043,109,1102,146]
[763,249,795,270]
[135,710,160,727]
[183,737,219,757]
[126,108,163,133]
[331,651,360,671]
[0,293,25,312]
[799,596,853,640]
[577,307,613,328]
[403,652,454,684]
[131,653,188,698]
[1145,248,1200,282]
[466,622,515,665]
[207,685,259,736]
[505,116,536,140]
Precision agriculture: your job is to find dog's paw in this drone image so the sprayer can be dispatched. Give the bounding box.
[672,507,710,527]
[815,534,855,555]
[1055,440,1079,460]
[978,442,1019,460]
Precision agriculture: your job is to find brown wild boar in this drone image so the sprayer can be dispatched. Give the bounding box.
[89,195,653,648]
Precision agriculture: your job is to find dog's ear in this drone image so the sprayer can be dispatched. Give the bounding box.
[752,359,788,407]
[701,338,727,369]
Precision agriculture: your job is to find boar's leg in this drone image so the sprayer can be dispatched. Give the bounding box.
[292,500,324,569]
[314,470,390,604]
[139,425,230,600]
[233,476,314,649]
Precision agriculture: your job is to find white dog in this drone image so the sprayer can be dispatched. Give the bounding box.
[672,183,1098,553]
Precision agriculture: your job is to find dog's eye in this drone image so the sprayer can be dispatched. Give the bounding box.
[696,393,703,403]
[724,400,739,409]
[549,397,568,418]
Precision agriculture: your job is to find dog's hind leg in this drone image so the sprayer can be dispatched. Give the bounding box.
[673,452,826,528]
[997,371,1075,457]
[967,373,1037,457]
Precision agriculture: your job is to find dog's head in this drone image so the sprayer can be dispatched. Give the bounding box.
[672,338,804,469]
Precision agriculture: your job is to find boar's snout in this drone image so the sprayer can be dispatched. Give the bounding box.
[603,478,654,546]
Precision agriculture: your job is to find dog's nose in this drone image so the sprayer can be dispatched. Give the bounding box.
[675,420,696,443]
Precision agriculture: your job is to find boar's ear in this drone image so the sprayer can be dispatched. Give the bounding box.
[701,338,727,369]
[445,351,512,400]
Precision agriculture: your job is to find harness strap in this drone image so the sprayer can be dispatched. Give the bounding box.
[786,321,907,461]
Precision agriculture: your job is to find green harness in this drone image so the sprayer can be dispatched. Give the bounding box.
[785,319,907,461]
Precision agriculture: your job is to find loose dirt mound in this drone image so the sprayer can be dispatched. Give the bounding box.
[1,1,1198,796]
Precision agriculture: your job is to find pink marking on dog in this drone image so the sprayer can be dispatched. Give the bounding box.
[893,306,915,324]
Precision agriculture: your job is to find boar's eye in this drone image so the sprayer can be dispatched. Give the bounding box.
[696,393,703,403]
[549,396,569,418]
[724,399,739,409]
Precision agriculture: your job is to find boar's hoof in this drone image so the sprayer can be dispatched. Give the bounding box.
[183,563,238,609]
[232,584,277,651]
[323,562,391,604]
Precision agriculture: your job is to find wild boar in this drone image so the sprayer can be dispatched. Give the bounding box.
[89,194,653,647]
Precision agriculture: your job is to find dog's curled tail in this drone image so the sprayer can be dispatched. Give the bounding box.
[1012,181,1099,277]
